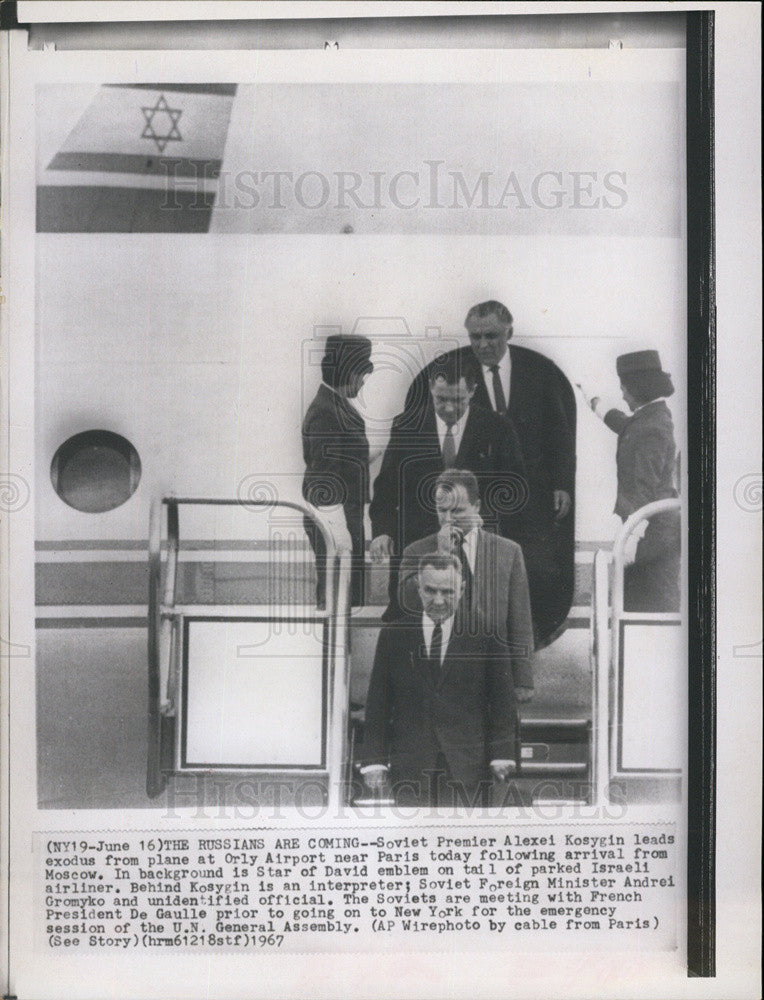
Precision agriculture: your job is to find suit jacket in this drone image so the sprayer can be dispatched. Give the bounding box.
[403,344,576,502]
[398,528,534,690]
[302,382,369,602]
[604,399,679,565]
[362,613,518,791]
[402,345,576,645]
[369,401,525,549]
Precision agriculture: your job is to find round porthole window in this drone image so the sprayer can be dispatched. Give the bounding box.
[51,430,141,513]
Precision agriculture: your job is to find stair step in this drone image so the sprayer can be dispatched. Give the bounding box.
[521,742,588,764]
[520,762,588,775]
[521,719,590,743]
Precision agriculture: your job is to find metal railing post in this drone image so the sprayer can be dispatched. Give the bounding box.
[160,498,180,713]
[608,497,682,795]
[146,498,165,797]
[327,544,352,815]
[612,498,681,618]
[591,548,612,806]
[146,496,351,803]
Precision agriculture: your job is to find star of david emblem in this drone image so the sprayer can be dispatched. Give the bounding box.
[140,94,183,153]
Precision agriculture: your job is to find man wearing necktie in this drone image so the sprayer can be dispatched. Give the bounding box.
[397,469,534,701]
[370,353,524,620]
[487,353,509,416]
[401,301,576,645]
[361,552,519,807]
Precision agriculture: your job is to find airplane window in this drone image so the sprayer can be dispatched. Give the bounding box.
[50,430,141,513]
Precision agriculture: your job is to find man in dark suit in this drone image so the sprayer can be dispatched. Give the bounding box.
[398,469,534,701]
[302,334,373,607]
[403,301,576,644]
[361,552,519,807]
[369,352,525,619]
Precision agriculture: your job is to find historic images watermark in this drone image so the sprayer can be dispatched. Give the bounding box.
[161,773,630,824]
[733,472,762,513]
[0,472,31,512]
[0,473,32,657]
[159,162,629,214]
[732,473,763,658]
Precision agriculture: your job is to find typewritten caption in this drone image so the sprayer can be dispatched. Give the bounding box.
[36,824,678,953]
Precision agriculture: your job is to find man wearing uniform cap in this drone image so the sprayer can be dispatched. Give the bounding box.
[579,349,680,612]
[302,334,373,607]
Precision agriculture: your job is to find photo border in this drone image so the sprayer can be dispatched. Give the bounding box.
[0,2,724,989]
[685,9,716,979]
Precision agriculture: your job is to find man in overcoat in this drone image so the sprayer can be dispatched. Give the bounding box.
[402,301,576,644]
[370,352,525,619]
[361,552,519,807]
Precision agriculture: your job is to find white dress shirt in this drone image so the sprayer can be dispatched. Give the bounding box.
[435,409,468,457]
[481,350,511,411]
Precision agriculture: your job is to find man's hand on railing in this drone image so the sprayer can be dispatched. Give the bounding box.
[515,686,534,703]
[369,534,394,563]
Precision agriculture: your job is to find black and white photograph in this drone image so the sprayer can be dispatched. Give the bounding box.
[33,37,687,815]
[1,3,760,999]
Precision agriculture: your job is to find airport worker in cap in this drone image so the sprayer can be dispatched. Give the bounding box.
[302,334,374,607]
[579,350,680,612]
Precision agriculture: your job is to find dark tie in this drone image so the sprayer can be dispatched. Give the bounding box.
[490,364,507,415]
[428,622,443,682]
[442,424,457,467]
[453,533,473,607]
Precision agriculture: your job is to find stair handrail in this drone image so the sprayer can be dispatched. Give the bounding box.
[147,496,351,800]
[612,497,681,617]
